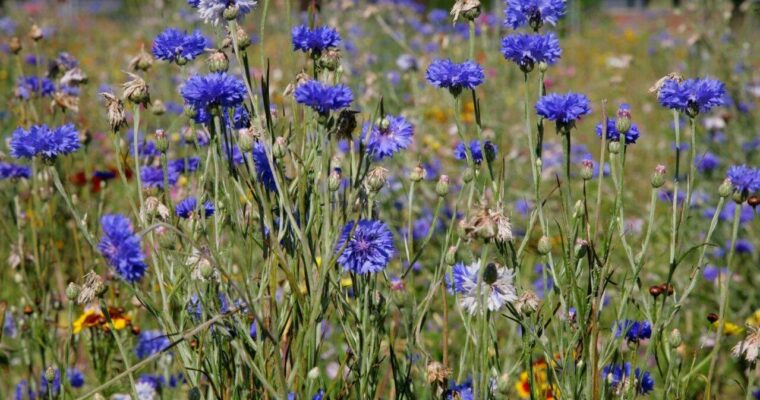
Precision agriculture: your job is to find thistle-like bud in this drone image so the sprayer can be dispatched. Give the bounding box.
[200,263,214,280]
[100,93,128,132]
[184,105,198,120]
[574,239,588,259]
[366,167,389,193]
[451,0,481,22]
[514,291,540,316]
[29,24,43,41]
[537,236,552,255]
[150,99,166,116]
[608,141,621,154]
[410,164,426,182]
[496,373,511,395]
[233,27,250,50]
[318,48,341,71]
[748,195,760,208]
[122,73,150,105]
[45,366,56,383]
[445,246,457,266]
[615,104,632,134]
[155,129,168,153]
[426,361,452,384]
[208,50,229,73]
[65,282,81,301]
[732,188,747,204]
[9,37,22,54]
[463,167,474,183]
[718,178,733,198]
[223,4,239,20]
[580,159,594,180]
[307,367,320,380]
[668,328,682,348]
[573,200,585,219]
[436,175,450,197]
[329,169,342,192]
[272,137,288,159]
[484,141,497,164]
[651,164,666,189]
[129,45,154,72]
[538,61,549,73]
[238,128,255,152]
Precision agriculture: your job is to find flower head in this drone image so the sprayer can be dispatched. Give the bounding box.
[445,379,474,400]
[195,0,258,25]
[500,32,561,72]
[658,77,726,116]
[15,76,55,99]
[0,162,31,180]
[726,165,760,195]
[294,80,353,115]
[453,140,497,164]
[535,92,591,128]
[363,115,414,160]
[426,59,484,95]
[504,0,566,30]
[596,118,641,144]
[152,28,209,64]
[451,260,517,314]
[615,320,652,342]
[291,25,341,54]
[181,72,247,113]
[336,220,396,274]
[732,326,760,363]
[98,214,148,283]
[9,123,81,160]
[135,330,171,359]
[175,197,215,219]
[602,363,654,395]
[252,142,277,191]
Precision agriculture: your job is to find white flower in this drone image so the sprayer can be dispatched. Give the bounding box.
[452,260,517,315]
[197,0,258,26]
[135,381,157,400]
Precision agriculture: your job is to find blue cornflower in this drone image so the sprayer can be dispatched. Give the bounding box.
[727,165,760,194]
[426,59,484,95]
[152,28,209,64]
[0,162,31,180]
[233,105,250,129]
[294,80,353,115]
[9,123,81,160]
[596,118,641,144]
[658,77,726,116]
[451,260,517,315]
[140,166,179,189]
[98,214,148,283]
[168,157,202,174]
[445,379,474,400]
[335,219,396,274]
[134,330,171,359]
[453,140,497,164]
[696,152,720,173]
[733,239,754,254]
[175,197,215,219]
[312,389,326,400]
[602,363,654,394]
[500,32,561,72]
[252,142,277,192]
[181,72,247,113]
[16,76,55,99]
[67,368,85,388]
[504,0,566,30]
[615,320,652,342]
[195,0,258,25]
[363,115,414,160]
[39,367,61,397]
[3,311,17,337]
[291,25,341,54]
[535,92,592,129]
[249,320,257,338]
[15,380,34,400]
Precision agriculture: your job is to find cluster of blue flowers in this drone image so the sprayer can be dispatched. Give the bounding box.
[615,319,652,343]
[98,214,148,283]
[152,28,209,65]
[291,25,341,54]
[0,162,31,180]
[134,330,171,359]
[181,72,248,115]
[602,363,655,394]
[294,80,353,115]
[425,59,484,95]
[504,0,566,30]
[335,220,396,274]
[10,123,81,160]
[535,92,592,128]
[141,156,201,189]
[453,140,497,165]
[500,32,561,72]
[16,76,55,99]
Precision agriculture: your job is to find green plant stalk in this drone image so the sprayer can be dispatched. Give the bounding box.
[132,105,145,225]
[100,298,139,399]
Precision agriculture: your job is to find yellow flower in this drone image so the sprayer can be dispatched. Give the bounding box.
[712,320,743,336]
[746,309,760,327]
[340,277,353,288]
[178,175,188,187]
[72,307,131,334]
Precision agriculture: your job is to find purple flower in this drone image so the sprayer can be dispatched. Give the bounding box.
[536,92,592,128]
[0,162,31,180]
[140,166,179,189]
[726,165,760,194]
[504,0,566,30]
[9,123,81,160]
[596,118,641,144]
[453,140,497,164]
[152,28,209,64]
[445,379,474,400]
[175,197,215,218]
[252,142,277,192]
[425,59,484,94]
[134,330,171,359]
[39,367,61,397]
[16,76,55,99]
[294,80,353,115]
[67,368,85,388]
[336,220,396,274]
[291,25,341,54]
[658,77,726,116]
[696,152,720,173]
[602,363,654,394]
[500,32,561,72]
[615,320,652,342]
[181,72,247,113]
[98,214,148,283]
[363,115,414,160]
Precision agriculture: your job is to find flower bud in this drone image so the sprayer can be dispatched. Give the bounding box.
[668,328,682,348]
[718,178,734,198]
[436,175,450,197]
[122,73,150,105]
[366,167,389,193]
[574,239,588,259]
[463,167,474,183]
[238,128,255,152]
[651,164,666,188]
[29,24,43,41]
[329,169,342,192]
[9,37,22,54]
[615,104,632,134]
[65,282,81,301]
[537,236,552,255]
[223,4,239,20]
[608,141,621,154]
[318,48,341,71]
[208,50,229,73]
[129,45,153,72]
[273,137,288,159]
[573,200,585,219]
[445,246,457,266]
[45,367,56,383]
[706,313,719,323]
[410,164,426,182]
[649,285,662,297]
[155,129,169,153]
[150,99,166,116]
[184,105,198,120]
[580,159,594,180]
[732,189,747,204]
[538,61,549,73]
[484,141,497,164]
[748,195,760,208]
[234,27,250,50]
[200,263,214,280]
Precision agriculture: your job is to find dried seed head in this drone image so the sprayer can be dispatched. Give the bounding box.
[410,164,426,182]
[151,99,167,116]
[451,0,481,22]
[515,291,540,315]
[51,91,80,113]
[9,37,22,54]
[649,72,684,95]
[100,92,128,132]
[29,24,44,41]
[365,167,389,193]
[60,68,88,87]
[318,48,342,71]
[426,361,452,384]
[122,72,150,105]
[732,326,760,363]
[283,71,310,97]
[129,44,154,72]
[77,271,105,305]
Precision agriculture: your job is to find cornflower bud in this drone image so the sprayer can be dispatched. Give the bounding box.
[155,129,168,153]
[580,159,594,180]
[234,27,250,50]
[718,178,733,198]
[238,128,255,152]
[45,367,56,383]
[223,4,239,20]
[366,167,389,193]
[463,167,474,183]
[615,104,632,134]
[649,285,662,297]
[748,195,760,208]
[651,164,666,188]
[150,99,166,116]
[329,169,342,192]
[707,313,719,323]
[273,137,288,159]
[318,48,341,71]
[574,238,588,258]
[537,236,552,255]
[669,328,682,348]
[445,246,457,266]
[410,164,426,182]
[436,175,450,197]
[608,141,621,154]
[65,282,81,301]
[573,200,585,218]
[208,50,229,73]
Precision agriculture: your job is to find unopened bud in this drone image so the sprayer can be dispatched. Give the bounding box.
[9,37,22,54]
[272,137,287,159]
[307,367,320,380]
[318,48,341,71]
[707,313,719,323]
[223,4,239,20]
[366,167,389,193]
[538,61,549,73]
[329,169,342,192]
[208,50,229,73]
[574,239,588,258]
[436,175,450,197]
[463,167,474,183]
[445,246,457,266]
[573,200,585,218]
[649,285,662,297]
[150,99,166,116]
[668,328,682,348]
[200,263,214,279]
[234,27,250,50]
[45,367,56,383]
[537,236,552,255]
[580,159,594,180]
[184,105,198,120]
[65,282,81,301]
[615,104,632,134]
[718,178,734,198]
[238,128,255,152]
[410,164,426,182]
[651,164,666,188]
[155,129,168,153]
[748,195,760,208]
[29,24,43,41]
[608,141,621,154]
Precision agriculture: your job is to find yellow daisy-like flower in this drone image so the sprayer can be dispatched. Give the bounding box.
[745,309,760,327]
[72,307,131,334]
[712,320,743,336]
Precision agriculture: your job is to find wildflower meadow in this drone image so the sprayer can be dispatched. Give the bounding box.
[1,0,760,399]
